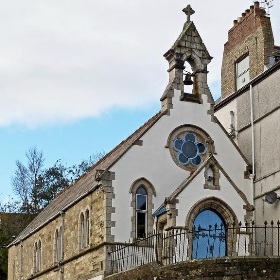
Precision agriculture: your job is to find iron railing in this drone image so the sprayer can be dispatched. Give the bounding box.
[109,221,280,274]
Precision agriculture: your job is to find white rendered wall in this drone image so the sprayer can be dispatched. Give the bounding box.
[110,89,252,242]
[215,99,237,143]
[176,171,248,226]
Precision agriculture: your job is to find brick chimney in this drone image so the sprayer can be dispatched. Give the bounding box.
[221,1,275,98]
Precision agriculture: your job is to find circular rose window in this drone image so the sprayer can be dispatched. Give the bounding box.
[168,125,210,171]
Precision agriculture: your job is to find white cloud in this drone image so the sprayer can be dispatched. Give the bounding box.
[0,0,279,127]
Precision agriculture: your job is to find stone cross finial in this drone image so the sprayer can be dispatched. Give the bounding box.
[183,5,195,22]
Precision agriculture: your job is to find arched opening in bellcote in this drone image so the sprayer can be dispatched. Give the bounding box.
[160,5,213,112]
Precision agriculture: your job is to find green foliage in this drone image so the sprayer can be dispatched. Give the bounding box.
[37,161,69,208]
[12,147,45,214]
[11,147,105,214]
[0,148,105,278]
[0,201,34,280]
[0,221,9,279]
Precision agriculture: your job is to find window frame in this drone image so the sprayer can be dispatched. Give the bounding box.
[79,212,85,249]
[54,229,59,263]
[34,240,42,273]
[130,178,156,240]
[136,187,148,238]
[235,53,250,91]
[79,209,90,250]
[85,209,90,247]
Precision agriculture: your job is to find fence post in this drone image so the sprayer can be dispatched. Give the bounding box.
[250,221,255,256]
[264,221,268,256]
[271,221,274,256]
[277,220,280,257]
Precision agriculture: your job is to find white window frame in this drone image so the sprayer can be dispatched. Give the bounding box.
[236,55,250,91]
[136,187,148,238]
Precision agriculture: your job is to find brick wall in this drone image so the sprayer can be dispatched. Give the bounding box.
[221,1,274,98]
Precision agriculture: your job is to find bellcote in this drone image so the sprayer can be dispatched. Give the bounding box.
[161,5,213,113]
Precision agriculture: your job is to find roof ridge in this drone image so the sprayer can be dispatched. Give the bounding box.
[11,110,164,245]
[53,110,163,199]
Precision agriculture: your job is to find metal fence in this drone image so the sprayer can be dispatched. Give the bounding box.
[109,221,280,274]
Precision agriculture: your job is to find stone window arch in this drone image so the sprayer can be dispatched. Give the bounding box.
[33,242,37,272]
[79,208,90,250]
[34,240,42,273]
[167,124,215,172]
[79,212,85,250]
[185,197,237,229]
[185,197,238,259]
[204,163,220,190]
[54,229,59,263]
[85,209,90,247]
[130,178,156,239]
[54,226,62,262]
[37,240,41,271]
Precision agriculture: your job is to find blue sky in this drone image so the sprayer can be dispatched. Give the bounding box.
[0,104,161,203]
[0,0,279,204]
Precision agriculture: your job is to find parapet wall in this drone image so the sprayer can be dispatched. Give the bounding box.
[105,257,280,279]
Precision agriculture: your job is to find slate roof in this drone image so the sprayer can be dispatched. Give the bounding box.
[164,21,212,60]
[10,110,164,246]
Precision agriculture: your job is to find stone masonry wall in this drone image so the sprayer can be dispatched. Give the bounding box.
[221,2,274,98]
[105,257,280,280]
[8,187,107,280]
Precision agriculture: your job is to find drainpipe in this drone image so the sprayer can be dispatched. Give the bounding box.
[249,84,256,219]
[59,211,65,280]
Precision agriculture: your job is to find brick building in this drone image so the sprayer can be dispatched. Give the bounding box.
[7,2,280,280]
[215,1,280,226]
[221,1,278,98]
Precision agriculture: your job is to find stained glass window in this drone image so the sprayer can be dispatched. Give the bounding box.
[173,132,206,167]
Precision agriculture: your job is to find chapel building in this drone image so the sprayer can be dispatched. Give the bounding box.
[8,2,280,280]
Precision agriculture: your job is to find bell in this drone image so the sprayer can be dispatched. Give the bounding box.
[183,73,193,85]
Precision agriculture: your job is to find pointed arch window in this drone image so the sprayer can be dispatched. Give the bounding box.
[34,242,37,272]
[130,178,156,239]
[85,210,90,247]
[204,163,220,190]
[79,213,85,249]
[79,210,90,250]
[136,187,148,238]
[34,240,42,273]
[37,240,41,271]
[54,227,63,262]
[54,229,59,262]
